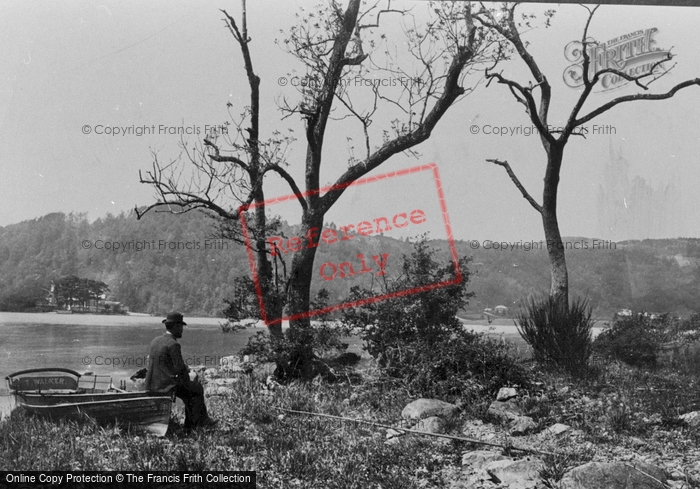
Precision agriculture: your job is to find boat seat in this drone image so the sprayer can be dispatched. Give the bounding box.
[77,375,113,393]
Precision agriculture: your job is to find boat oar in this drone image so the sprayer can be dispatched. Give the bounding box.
[275,407,557,457]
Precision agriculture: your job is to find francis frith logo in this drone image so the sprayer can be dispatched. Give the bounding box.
[563,28,670,91]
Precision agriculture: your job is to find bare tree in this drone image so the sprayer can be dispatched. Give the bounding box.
[477,3,700,309]
[138,0,296,336]
[138,0,496,376]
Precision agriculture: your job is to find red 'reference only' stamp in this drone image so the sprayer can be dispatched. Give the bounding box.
[240,163,461,324]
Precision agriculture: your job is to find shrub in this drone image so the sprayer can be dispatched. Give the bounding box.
[340,236,529,400]
[516,295,594,377]
[665,312,700,343]
[593,313,664,368]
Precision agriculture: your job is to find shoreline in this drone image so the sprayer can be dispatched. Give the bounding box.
[0,311,235,328]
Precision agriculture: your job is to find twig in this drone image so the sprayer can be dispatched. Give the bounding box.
[276,407,557,457]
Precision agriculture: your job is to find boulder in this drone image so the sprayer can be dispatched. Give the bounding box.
[543,423,570,436]
[487,400,522,423]
[456,451,511,489]
[461,450,508,470]
[486,458,546,489]
[384,437,402,446]
[559,461,667,489]
[509,416,537,436]
[679,411,700,428]
[413,416,445,434]
[402,399,460,421]
[496,387,518,401]
[462,419,499,442]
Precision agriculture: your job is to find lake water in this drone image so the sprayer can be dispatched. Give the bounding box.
[0,312,261,418]
[0,313,605,419]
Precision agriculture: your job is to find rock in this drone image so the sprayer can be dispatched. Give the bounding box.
[203,368,219,378]
[559,461,667,489]
[463,419,500,443]
[456,451,510,489]
[544,423,570,436]
[402,399,460,421]
[509,416,537,436]
[487,400,522,423]
[486,458,546,489]
[497,387,518,401]
[414,416,445,434]
[629,436,646,448]
[386,428,405,439]
[680,411,700,428]
[461,450,508,470]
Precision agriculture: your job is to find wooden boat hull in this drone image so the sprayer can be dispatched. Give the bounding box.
[16,392,173,436]
[7,369,173,436]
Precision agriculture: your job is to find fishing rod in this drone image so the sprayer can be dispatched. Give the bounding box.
[276,406,557,457]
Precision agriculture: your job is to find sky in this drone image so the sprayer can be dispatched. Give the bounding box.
[1,0,699,243]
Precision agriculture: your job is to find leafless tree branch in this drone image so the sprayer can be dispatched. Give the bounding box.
[575,78,700,127]
[486,159,542,213]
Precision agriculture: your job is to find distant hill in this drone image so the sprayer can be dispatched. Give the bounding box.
[0,211,250,316]
[447,237,700,318]
[0,211,698,317]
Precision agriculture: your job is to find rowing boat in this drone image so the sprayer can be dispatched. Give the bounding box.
[6,368,173,436]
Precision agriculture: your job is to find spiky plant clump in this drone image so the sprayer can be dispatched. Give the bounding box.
[516,295,593,377]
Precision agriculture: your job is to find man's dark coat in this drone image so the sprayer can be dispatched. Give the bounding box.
[144,333,189,393]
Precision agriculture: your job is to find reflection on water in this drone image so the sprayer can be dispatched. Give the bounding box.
[0,312,259,419]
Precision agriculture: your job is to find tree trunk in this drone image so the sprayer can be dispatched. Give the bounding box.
[282,213,324,377]
[542,143,569,310]
[253,198,284,337]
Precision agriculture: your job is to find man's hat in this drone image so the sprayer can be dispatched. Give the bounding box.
[162,311,187,326]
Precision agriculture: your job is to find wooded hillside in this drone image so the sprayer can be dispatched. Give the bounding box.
[0,211,697,317]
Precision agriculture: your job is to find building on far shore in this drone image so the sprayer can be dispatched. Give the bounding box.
[494,305,509,316]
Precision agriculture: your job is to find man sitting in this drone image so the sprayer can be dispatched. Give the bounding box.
[144,312,215,430]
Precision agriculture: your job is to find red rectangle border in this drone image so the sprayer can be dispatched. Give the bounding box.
[239,163,462,325]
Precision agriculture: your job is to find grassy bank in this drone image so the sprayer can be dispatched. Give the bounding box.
[2,355,700,487]
[0,370,464,486]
